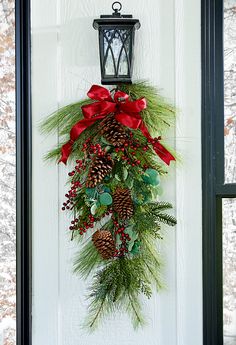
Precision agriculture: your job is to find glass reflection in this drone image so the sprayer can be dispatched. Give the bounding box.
[223,198,236,345]
[0,0,16,343]
[224,0,236,183]
[103,29,130,76]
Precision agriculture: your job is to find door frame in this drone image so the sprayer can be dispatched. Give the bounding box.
[15,0,32,344]
[202,0,236,344]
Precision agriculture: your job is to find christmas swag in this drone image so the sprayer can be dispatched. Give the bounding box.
[41,81,177,331]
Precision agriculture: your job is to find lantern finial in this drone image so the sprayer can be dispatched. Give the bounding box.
[112,2,122,16]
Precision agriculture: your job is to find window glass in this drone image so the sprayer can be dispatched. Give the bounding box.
[223,198,236,345]
[0,0,16,343]
[224,0,236,183]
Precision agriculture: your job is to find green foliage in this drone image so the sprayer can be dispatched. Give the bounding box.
[131,201,176,240]
[83,245,164,331]
[156,213,177,226]
[94,205,108,218]
[144,202,177,226]
[84,258,150,330]
[74,240,104,278]
[41,81,177,331]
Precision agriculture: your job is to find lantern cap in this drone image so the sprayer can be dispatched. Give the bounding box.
[93,2,141,30]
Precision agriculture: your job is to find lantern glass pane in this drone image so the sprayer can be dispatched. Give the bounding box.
[105,48,115,75]
[103,28,131,77]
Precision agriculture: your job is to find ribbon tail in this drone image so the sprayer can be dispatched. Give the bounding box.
[152,141,176,165]
[139,122,175,165]
[59,141,74,164]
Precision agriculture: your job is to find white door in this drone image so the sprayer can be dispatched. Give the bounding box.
[31,1,202,344]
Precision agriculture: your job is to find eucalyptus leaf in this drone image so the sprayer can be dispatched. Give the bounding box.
[126,177,134,188]
[123,167,128,180]
[89,198,97,203]
[116,234,122,247]
[91,204,98,215]
[115,174,121,181]
[125,226,138,252]
[130,241,141,255]
[99,193,112,206]
[142,168,160,186]
[103,187,111,193]
[128,239,136,252]
[86,188,96,198]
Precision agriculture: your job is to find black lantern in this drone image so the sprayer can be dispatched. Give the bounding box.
[93,2,140,85]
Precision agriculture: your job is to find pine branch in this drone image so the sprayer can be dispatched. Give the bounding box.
[155,202,173,211]
[73,240,104,278]
[88,296,106,329]
[156,213,177,226]
[127,292,145,329]
[40,99,90,135]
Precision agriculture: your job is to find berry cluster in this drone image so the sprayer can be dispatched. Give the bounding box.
[82,140,106,157]
[69,209,113,235]
[68,159,86,178]
[113,219,131,257]
[112,135,153,169]
[62,159,88,212]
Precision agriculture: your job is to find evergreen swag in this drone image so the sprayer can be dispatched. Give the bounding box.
[41,81,177,331]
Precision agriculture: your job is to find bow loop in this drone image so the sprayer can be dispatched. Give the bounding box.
[114,91,129,103]
[82,101,116,119]
[87,84,113,102]
[119,97,147,113]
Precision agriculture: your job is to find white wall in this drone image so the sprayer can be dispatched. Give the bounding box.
[31,1,202,344]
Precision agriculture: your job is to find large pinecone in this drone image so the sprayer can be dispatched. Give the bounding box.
[100,116,129,147]
[113,188,134,219]
[92,230,116,260]
[86,154,113,188]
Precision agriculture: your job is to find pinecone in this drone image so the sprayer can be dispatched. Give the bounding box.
[100,116,129,147]
[86,154,113,188]
[113,188,134,219]
[92,230,116,260]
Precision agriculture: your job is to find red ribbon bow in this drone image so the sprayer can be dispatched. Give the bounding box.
[59,85,175,165]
